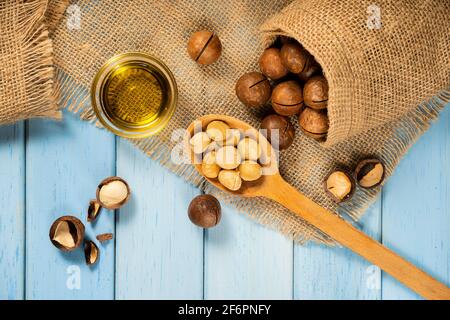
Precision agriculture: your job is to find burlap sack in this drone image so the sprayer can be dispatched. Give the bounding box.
[0,0,61,125]
[49,0,449,244]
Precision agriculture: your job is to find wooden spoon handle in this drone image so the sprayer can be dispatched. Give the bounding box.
[263,174,450,300]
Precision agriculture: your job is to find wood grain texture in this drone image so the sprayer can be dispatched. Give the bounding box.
[264,173,450,300]
[115,139,203,299]
[294,200,382,300]
[0,123,25,300]
[25,113,115,299]
[204,205,293,299]
[382,105,450,300]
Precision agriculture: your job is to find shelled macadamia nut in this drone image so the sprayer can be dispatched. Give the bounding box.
[187,30,222,65]
[280,42,310,74]
[202,152,221,179]
[222,129,242,146]
[324,170,355,203]
[239,160,262,181]
[304,75,328,109]
[237,137,261,161]
[261,114,295,150]
[49,216,85,251]
[206,120,231,142]
[272,81,304,116]
[235,72,272,108]
[190,131,211,154]
[84,240,99,265]
[299,107,329,141]
[218,170,242,191]
[259,48,289,80]
[215,145,241,170]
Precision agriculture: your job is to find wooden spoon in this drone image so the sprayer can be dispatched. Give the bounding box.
[186,114,450,300]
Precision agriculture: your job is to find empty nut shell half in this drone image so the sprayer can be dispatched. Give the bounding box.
[354,158,385,188]
[49,216,85,251]
[96,233,114,243]
[87,200,102,222]
[84,240,99,265]
[96,176,131,210]
[324,170,355,203]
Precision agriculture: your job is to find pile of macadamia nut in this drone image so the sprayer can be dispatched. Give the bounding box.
[236,37,329,150]
[189,120,270,191]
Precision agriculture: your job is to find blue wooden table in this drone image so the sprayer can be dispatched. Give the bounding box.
[0,104,449,300]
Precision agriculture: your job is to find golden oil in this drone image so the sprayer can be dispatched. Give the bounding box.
[91,53,177,138]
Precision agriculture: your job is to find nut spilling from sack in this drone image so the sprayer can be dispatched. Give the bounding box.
[189,120,272,191]
[236,37,329,145]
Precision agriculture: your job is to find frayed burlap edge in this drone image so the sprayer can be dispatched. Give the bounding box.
[44,0,70,34]
[0,0,61,125]
[55,66,449,245]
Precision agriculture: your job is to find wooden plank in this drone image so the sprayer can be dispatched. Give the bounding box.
[204,205,293,299]
[0,123,25,300]
[294,200,382,300]
[382,105,450,300]
[115,139,203,299]
[25,114,116,299]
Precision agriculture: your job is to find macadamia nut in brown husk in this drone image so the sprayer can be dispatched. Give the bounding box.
[304,75,329,109]
[259,48,288,80]
[235,72,271,108]
[187,30,222,65]
[272,81,304,116]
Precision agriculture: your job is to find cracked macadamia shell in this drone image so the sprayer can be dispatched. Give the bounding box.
[96,177,131,209]
[354,159,385,188]
[324,171,355,203]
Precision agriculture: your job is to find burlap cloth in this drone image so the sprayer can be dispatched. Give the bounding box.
[48,0,449,244]
[0,0,61,125]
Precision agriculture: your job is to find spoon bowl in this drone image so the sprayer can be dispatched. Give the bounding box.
[185,114,279,198]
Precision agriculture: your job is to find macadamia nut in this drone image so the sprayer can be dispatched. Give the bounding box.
[216,145,242,169]
[206,121,231,142]
[237,137,261,161]
[218,170,242,191]
[190,132,211,154]
[239,160,262,181]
